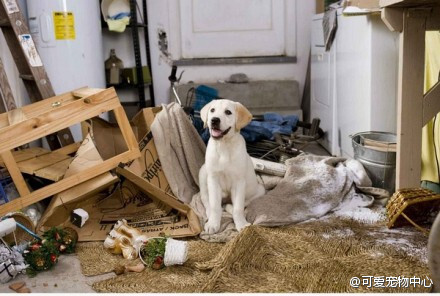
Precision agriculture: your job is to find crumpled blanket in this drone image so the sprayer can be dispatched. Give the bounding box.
[151,103,389,242]
[151,103,206,204]
[190,155,389,242]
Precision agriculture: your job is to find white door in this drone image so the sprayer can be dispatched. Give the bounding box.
[179,0,290,58]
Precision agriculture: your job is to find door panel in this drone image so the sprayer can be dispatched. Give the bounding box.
[179,0,288,58]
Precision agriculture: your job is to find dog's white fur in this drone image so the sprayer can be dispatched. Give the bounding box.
[199,99,265,234]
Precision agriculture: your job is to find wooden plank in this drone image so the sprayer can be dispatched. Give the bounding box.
[0,57,17,112]
[0,90,119,152]
[381,0,440,8]
[423,81,440,125]
[7,108,26,125]
[34,158,73,181]
[17,152,70,175]
[53,142,81,156]
[0,87,104,129]
[382,7,403,32]
[0,147,73,181]
[0,150,30,196]
[0,150,139,216]
[0,89,76,127]
[0,147,50,166]
[113,106,140,153]
[72,87,103,98]
[395,8,427,189]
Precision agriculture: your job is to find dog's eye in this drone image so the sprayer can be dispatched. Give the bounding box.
[225,110,232,115]
[210,108,215,113]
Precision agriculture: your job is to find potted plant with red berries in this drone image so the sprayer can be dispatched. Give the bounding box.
[139,237,188,270]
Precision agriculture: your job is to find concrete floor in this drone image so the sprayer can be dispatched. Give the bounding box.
[0,255,113,293]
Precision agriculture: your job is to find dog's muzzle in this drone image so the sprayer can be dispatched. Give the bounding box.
[211,127,231,139]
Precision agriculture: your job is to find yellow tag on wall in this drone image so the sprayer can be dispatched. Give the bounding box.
[53,12,76,40]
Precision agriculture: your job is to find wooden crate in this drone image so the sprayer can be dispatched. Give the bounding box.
[0,87,140,216]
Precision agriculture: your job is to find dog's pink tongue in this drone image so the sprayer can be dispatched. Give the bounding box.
[211,129,222,137]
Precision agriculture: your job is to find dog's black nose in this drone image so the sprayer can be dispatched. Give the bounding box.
[211,117,220,125]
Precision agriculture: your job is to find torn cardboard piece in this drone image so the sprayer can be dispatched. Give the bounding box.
[91,107,173,195]
[126,107,174,195]
[47,167,201,241]
[37,133,119,232]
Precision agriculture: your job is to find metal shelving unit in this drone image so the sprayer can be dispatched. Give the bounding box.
[102,0,155,109]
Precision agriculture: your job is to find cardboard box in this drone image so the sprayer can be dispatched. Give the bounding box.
[125,107,174,194]
[55,168,201,241]
[87,107,172,194]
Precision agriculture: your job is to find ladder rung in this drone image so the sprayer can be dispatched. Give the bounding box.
[19,74,35,81]
[0,19,10,27]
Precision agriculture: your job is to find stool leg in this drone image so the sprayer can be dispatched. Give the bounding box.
[0,150,30,197]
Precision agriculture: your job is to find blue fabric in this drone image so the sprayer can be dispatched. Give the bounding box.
[109,12,131,20]
[197,112,299,144]
[193,85,218,112]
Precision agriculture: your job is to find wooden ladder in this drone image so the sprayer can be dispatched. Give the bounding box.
[0,0,74,150]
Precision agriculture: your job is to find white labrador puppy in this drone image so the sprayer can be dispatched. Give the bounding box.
[199,99,265,234]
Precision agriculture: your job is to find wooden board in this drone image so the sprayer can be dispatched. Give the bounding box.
[0,147,49,165]
[423,81,440,125]
[380,0,440,7]
[53,142,81,156]
[0,89,120,152]
[0,150,30,196]
[0,147,73,181]
[17,153,70,175]
[34,158,73,182]
[395,9,428,189]
[0,57,17,112]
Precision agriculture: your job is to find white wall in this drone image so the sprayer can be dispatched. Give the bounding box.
[147,0,316,106]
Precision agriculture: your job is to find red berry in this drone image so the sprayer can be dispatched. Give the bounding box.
[152,256,164,270]
[50,254,57,263]
[30,243,41,251]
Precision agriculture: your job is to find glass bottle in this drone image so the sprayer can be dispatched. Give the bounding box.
[105,49,124,85]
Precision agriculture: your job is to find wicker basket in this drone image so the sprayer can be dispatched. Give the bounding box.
[3,212,35,245]
[386,188,440,234]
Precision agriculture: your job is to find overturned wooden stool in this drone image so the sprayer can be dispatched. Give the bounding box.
[0,87,140,216]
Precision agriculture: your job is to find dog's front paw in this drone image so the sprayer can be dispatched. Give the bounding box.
[204,219,221,234]
[235,221,251,232]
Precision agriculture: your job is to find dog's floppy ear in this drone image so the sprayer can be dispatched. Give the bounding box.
[200,101,215,128]
[235,102,253,131]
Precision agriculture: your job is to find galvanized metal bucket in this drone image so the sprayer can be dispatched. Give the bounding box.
[351,131,396,194]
